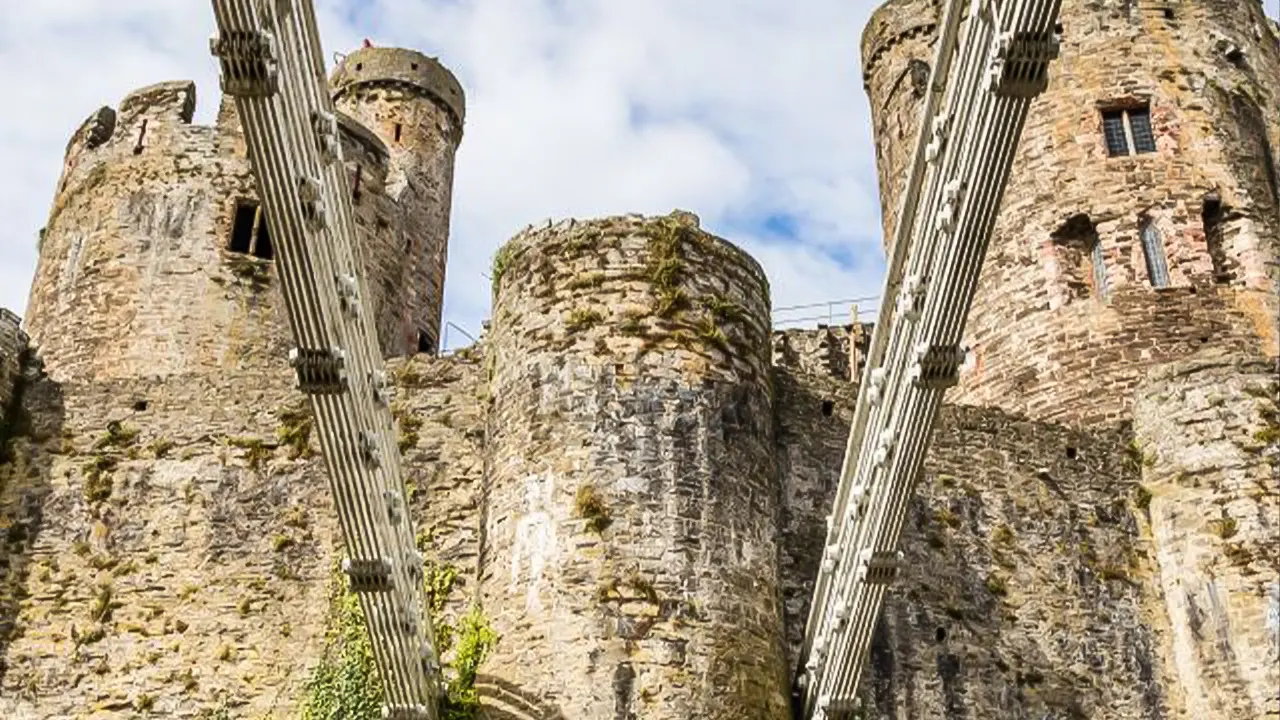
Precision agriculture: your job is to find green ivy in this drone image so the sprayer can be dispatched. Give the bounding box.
[300,580,382,720]
[302,565,498,720]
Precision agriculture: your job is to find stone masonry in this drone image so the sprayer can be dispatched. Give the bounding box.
[1,8,1279,718]
[480,213,790,719]
[1133,351,1279,719]
[331,47,466,355]
[863,0,1280,427]
[24,58,464,384]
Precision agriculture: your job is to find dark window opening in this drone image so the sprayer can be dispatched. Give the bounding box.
[254,216,273,260]
[352,165,363,204]
[908,59,930,98]
[1066,447,1078,460]
[230,203,256,253]
[821,400,835,417]
[417,331,433,354]
[394,123,403,143]
[935,627,948,642]
[1225,47,1246,69]
[410,62,419,70]
[1162,7,1175,19]
[1201,193,1233,283]
[355,62,363,71]
[1129,109,1156,153]
[1102,111,1129,156]
[229,201,273,260]
[132,400,149,412]
[133,119,149,155]
[1102,105,1156,156]
[1140,219,1170,288]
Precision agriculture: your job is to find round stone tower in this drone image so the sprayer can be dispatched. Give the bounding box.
[330,47,465,355]
[24,75,427,383]
[480,212,790,718]
[862,0,1280,426]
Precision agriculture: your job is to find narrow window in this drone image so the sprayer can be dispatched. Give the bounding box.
[394,123,403,143]
[1102,111,1129,156]
[417,331,433,354]
[821,400,835,417]
[252,208,274,260]
[133,119,149,155]
[352,165,363,204]
[1140,219,1170,287]
[1090,239,1109,298]
[229,202,257,253]
[1201,194,1232,283]
[1102,105,1156,156]
[1128,108,1156,154]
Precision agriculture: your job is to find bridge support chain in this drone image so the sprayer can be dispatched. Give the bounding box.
[289,347,349,394]
[209,28,279,97]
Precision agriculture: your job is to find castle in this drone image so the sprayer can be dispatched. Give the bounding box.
[0,0,1277,718]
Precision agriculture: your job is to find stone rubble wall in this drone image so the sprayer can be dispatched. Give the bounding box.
[1133,351,1280,720]
[772,327,1169,718]
[859,0,941,251]
[25,68,457,384]
[862,404,1168,719]
[0,349,487,719]
[864,0,1280,427]
[0,368,339,719]
[332,47,466,355]
[770,364,858,671]
[479,212,790,719]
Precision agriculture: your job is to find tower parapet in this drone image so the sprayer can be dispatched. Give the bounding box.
[480,212,789,718]
[331,47,466,355]
[860,0,940,248]
[26,61,452,383]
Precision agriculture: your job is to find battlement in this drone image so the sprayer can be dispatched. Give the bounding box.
[29,52,464,381]
[117,80,196,127]
[330,47,466,139]
[860,0,939,83]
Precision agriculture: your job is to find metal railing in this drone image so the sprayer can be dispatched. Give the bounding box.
[772,296,881,329]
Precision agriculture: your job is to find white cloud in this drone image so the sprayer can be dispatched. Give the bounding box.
[0,0,899,351]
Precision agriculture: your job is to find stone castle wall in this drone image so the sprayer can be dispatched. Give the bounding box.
[773,331,1171,719]
[24,61,464,384]
[859,0,940,250]
[1133,351,1279,719]
[479,212,790,719]
[332,47,465,355]
[0,347,489,719]
[863,0,1280,427]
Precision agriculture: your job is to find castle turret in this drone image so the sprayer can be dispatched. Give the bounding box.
[23,69,443,384]
[480,212,790,718]
[330,47,466,355]
[864,0,1280,427]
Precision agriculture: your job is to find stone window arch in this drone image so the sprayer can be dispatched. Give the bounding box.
[1139,217,1170,287]
[1049,213,1106,302]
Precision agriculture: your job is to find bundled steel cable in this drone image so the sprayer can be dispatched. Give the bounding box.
[796,0,1063,716]
[209,1,441,717]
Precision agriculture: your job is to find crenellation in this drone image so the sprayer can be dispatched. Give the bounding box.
[331,48,465,355]
[0,7,1276,718]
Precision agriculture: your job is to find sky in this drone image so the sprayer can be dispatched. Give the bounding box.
[1,1,1276,351]
[0,0,892,350]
